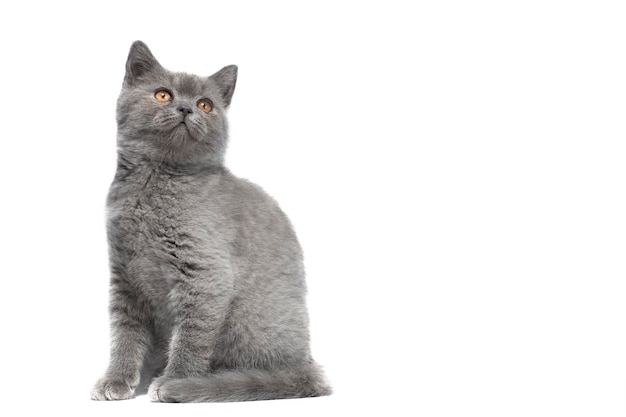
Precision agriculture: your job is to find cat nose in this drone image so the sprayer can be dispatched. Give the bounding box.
[177,106,193,118]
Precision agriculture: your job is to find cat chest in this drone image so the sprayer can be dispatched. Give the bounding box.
[107,185,203,268]
[120,196,185,241]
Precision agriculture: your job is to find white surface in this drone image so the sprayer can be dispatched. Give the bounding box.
[0,1,625,416]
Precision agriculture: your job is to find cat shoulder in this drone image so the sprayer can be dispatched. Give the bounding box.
[218,169,283,212]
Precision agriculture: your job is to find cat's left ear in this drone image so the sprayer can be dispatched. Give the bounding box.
[124,41,163,86]
[210,65,238,107]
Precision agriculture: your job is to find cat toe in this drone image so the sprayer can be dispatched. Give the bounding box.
[148,376,166,402]
[148,377,181,402]
[91,379,135,401]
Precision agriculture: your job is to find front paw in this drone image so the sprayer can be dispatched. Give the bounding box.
[91,378,136,401]
[148,375,169,402]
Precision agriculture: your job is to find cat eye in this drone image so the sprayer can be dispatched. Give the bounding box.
[197,99,213,113]
[155,89,172,102]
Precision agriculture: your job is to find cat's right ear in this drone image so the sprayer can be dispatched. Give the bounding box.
[124,41,163,86]
[210,65,238,108]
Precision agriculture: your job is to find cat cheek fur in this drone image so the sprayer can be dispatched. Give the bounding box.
[91,41,331,402]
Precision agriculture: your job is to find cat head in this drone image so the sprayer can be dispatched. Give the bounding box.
[116,41,237,167]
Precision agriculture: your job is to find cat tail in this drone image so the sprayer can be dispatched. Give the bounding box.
[151,363,332,403]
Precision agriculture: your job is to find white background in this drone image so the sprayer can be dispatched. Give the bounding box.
[0,1,625,416]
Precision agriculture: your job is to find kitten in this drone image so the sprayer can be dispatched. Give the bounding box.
[91,41,331,402]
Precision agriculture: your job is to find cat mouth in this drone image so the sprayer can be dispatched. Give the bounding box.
[173,121,198,140]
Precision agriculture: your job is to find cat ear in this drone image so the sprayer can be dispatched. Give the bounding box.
[210,65,238,107]
[124,41,163,85]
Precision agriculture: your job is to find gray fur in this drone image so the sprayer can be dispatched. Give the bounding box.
[91,41,331,402]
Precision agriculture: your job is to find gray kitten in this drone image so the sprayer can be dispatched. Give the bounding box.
[91,41,331,402]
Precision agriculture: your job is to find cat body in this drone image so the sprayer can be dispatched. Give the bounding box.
[91,41,330,402]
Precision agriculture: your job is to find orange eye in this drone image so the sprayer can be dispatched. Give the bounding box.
[155,90,172,102]
[197,99,212,113]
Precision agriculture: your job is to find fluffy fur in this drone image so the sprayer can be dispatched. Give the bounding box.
[91,41,330,402]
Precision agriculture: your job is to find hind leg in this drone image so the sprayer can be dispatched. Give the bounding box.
[209,287,313,372]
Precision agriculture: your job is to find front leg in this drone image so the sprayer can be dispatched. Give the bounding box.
[149,265,233,402]
[92,274,151,401]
